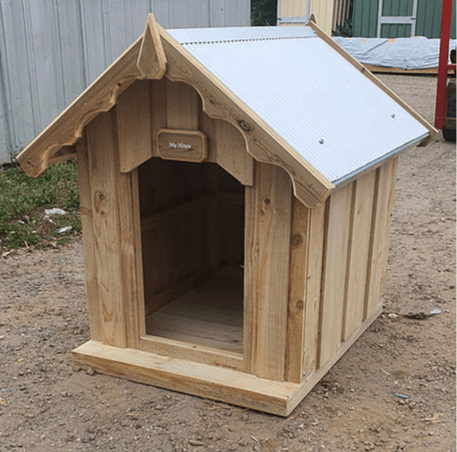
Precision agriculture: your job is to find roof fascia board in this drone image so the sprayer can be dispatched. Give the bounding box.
[307,20,437,146]
[158,25,334,208]
[17,37,144,177]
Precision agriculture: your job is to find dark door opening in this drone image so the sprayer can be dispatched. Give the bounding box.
[138,158,245,353]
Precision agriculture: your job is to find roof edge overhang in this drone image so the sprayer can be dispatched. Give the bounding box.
[17,14,333,208]
[333,133,429,188]
[307,20,438,147]
[17,15,436,209]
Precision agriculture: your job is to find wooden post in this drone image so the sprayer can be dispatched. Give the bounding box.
[244,162,292,381]
[284,198,310,383]
[82,108,140,348]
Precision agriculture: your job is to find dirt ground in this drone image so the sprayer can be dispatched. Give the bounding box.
[0,74,455,452]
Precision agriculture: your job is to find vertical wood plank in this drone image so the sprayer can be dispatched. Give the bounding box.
[366,158,398,317]
[117,80,153,173]
[342,171,377,340]
[131,168,146,338]
[151,78,168,155]
[199,109,254,186]
[302,201,326,378]
[120,166,141,348]
[214,119,254,186]
[166,80,199,130]
[85,108,138,348]
[284,198,310,383]
[243,184,256,373]
[318,183,353,367]
[75,135,101,342]
[363,167,380,320]
[244,162,292,381]
[198,110,218,162]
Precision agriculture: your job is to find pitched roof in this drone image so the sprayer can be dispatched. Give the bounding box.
[17,15,436,208]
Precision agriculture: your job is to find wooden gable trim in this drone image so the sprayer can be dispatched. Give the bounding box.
[17,38,143,177]
[137,14,167,78]
[17,15,333,207]
[158,25,334,209]
[17,14,166,178]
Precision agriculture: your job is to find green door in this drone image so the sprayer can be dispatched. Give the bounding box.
[353,0,456,39]
[377,0,417,37]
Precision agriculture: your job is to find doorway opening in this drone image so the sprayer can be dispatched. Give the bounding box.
[138,158,245,354]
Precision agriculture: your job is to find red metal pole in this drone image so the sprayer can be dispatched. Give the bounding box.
[434,0,453,129]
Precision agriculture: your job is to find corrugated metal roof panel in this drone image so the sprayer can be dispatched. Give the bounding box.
[169,27,429,184]
[168,25,316,44]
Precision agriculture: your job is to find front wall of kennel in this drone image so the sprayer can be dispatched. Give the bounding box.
[17,16,435,416]
[74,90,398,398]
[74,83,398,409]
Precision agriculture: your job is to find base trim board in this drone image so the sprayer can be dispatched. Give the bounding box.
[72,340,297,416]
[72,305,382,417]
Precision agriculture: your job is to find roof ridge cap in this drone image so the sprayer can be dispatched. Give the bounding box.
[181,36,318,45]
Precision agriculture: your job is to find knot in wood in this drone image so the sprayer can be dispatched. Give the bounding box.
[238,120,251,132]
[94,190,108,215]
[291,233,303,248]
[296,299,304,310]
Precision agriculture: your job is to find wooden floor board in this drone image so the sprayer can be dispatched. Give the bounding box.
[145,275,243,353]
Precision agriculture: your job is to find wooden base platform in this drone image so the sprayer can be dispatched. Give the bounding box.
[72,306,382,416]
[145,276,244,353]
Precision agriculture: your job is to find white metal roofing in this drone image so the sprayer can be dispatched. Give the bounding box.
[168,26,430,185]
[168,26,316,43]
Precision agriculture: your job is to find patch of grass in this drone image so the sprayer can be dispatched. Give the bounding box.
[0,160,81,252]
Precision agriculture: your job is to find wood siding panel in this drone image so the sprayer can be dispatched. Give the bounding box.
[166,80,199,130]
[214,119,254,186]
[343,171,377,341]
[366,158,398,317]
[285,198,310,383]
[76,136,101,342]
[244,162,292,381]
[119,166,142,349]
[84,108,138,347]
[318,183,353,367]
[310,0,335,34]
[117,80,153,173]
[302,201,326,377]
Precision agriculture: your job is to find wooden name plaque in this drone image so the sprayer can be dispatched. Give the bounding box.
[157,129,207,162]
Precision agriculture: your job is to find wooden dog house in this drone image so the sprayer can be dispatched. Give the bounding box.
[17,15,435,416]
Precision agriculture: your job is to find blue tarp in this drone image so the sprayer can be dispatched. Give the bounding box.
[334,37,456,70]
